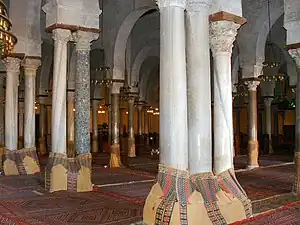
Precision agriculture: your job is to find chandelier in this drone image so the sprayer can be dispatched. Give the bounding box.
[259,72,285,82]
[98,66,113,87]
[0,0,17,56]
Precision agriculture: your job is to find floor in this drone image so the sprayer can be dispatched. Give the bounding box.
[0,151,298,225]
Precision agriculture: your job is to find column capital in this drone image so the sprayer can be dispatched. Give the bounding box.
[111,81,123,94]
[128,96,136,104]
[289,48,300,68]
[73,31,99,51]
[156,0,186,9]
[3,57,21,74]
[52,28,72,44]
[264,97,273,107]
[209,21,240,55]
[23,58,41,76]
[186,0,211,12]
[245,80,260,91]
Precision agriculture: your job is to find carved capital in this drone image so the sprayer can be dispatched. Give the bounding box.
[73,31,99,51]
[245,80,260,91]
[111,82,123,94]
[52,29,72,44]
[264,97,273,108]
[3,57,21,74]
[210,21,240,55]
[289,48,300,68]
[23,58,41,76]
[156,0,186,9]
[186,0,211,12]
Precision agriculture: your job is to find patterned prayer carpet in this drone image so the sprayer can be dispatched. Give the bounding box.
[231,201,300,225]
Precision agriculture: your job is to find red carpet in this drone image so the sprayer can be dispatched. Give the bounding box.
[231,201,300,225]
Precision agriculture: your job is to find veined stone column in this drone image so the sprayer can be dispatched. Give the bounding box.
[0,73,5,146]
[209,15,252,223]
[288,48,300,193]
[128,96,136,157]
[4,57,20,152]
[46,29,71,193]
[109,82,123,168]
[264,97,273,154]
[23,58,41,149]
[67,90,75,157]
[18,101,24,149]
[143,0,190,223]
[92,99,99,153]
[39,97,47,155]
[245,80,260,169]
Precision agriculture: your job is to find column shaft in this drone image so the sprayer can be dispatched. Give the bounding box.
[18,102,24,149]
[144,108,149,145]
[107,87,112,145]
[4,57,20,150]
[264,98,273,154]
[0,73,5,146]
[186,4,211,174]
[46,105,52,152]
[39,102,47,154]
[67,91,75,157]
[128,97,136,157]
[23,59,40,148]
[51,29,71,153]
[138,105,143,136]
[119,108,124,137]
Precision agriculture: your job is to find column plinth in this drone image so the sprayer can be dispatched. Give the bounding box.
[128,97,136,157]
[245,80,260,169]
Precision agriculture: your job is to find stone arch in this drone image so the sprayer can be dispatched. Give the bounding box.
[112,6,157,80]
[131,45,159,86]
[255,6,284,64]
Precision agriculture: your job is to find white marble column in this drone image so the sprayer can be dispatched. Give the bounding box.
[264,97,273,154]
[92,99,99,153]
[67,91,75,157]
[4,57,21,150]
[245,80,260,169]
[23,58,41,148]
[186,0,212,174]
[73,31,98,155]
[157,0,188,169]
[128,96,136,157]
[210,21,240,174]
[51,29,71,153]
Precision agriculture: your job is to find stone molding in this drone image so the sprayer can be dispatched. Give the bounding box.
[156,0,186,9]
[3,57,21,74]
[245,80,260,91]
[23,58,41,76]
[186,0,211,12]
[209,11,247,25]
[52,29,72,44]
[73,31,99,51]
[209,21,240,55]
[289,48,300,68]
[45,23,101,34]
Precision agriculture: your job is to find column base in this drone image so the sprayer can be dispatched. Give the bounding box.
[39,137,47,155]
[109,144,123,168]
[128,138,136,158]
[92,136,98,153]
[143,165,252,225]
[2,148,40,176]
[293,152,300,194]
[45,152,93,193]
[247,140,259,169]
[67,141,75,158]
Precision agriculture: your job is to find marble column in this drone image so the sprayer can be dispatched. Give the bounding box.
[107,87,112,145]
[18,101,24,149]
[109,82,123,168]
[0,73,5,146]
[235,108,241,156]
[128,97,136,157]
[119,107,124,137]
[73,31,98,155]
[46,105,52,152]
[39,99,47,155]
[186,0,212,174]
[288,48,300,193]
[51,29,71,154]
[137,105,143,136]
[23,58,41,149]
[4,57,21,151]
[143,0,190,223]
[67,91,75,157]
[92,99,99,153]
[144,107,149,145]
[264,97,273,154]
[245,80,260,169]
